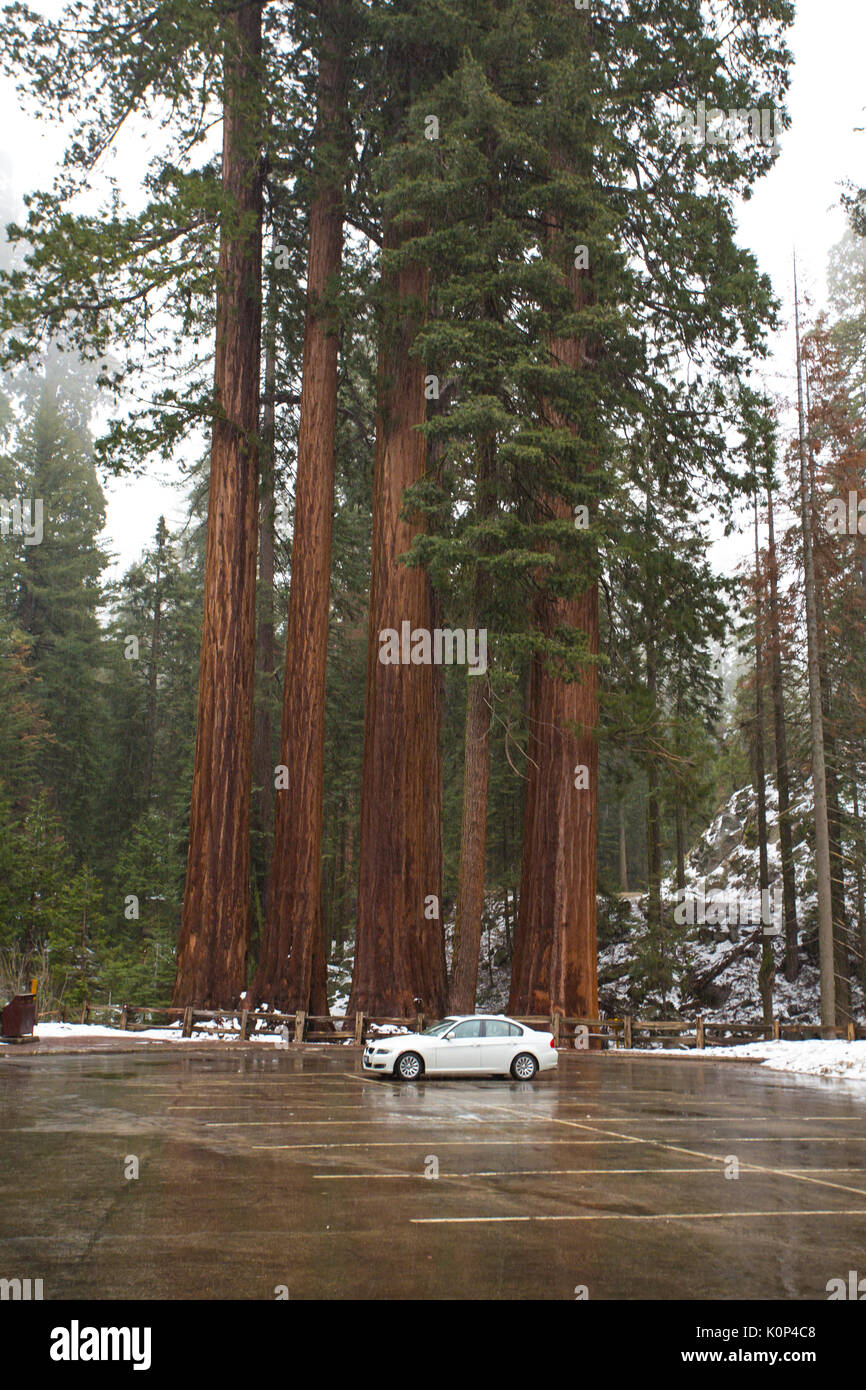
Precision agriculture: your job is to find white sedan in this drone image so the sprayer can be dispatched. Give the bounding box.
[362,1014,558,1082]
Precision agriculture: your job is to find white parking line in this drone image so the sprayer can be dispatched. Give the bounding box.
[553,1113,866,1123]
[410,1208,866,1225]
[314,1164,866,1181]
[536,1114,866,1200]
[252,1137,644,1150]
[314,1167,720,1180]
[205,1117,489,1128]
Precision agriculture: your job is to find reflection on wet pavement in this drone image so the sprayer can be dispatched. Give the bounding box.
[1,1049,865,1299]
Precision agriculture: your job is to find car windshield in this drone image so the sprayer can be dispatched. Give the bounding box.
[420,1018,458,1036]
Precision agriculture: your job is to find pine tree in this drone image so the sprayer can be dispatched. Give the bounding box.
[1,360,108,859]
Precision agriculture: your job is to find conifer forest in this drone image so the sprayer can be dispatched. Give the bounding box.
[1,0,865,1037]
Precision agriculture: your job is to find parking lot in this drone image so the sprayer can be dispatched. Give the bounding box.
[2,1045,866,1299]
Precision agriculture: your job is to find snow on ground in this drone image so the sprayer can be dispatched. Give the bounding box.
[642,1039,866,1082]
[34,1021,189,1041]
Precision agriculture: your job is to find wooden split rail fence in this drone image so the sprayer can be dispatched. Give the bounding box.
[36,1002,865,1047]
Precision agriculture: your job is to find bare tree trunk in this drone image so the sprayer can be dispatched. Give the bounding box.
[619,801,629,894]
[143,518,166,801]
[753,495,775,1027]
[853,780,866,995]
[645,637,662,944]
[173,3,263,1008]
[674,795,686,895]
[349,215,446,1019]
[793,260,835,1032]
[766,478,799,981]
[338,789,356,957]
[817,658,851,1021]
[254,0,347,1013]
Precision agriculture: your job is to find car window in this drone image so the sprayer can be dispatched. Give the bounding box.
[483,1019,511,1037]
[421,1018,457,1036]
[506,1023,523,1037]
[450,1019,483,1038]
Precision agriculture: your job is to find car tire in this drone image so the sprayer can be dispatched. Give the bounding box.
[510,1052,538,1081]
[394,1051,424,1081]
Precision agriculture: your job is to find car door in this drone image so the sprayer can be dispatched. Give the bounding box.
[478,1018,516,1071]
[434,1018,483,1072]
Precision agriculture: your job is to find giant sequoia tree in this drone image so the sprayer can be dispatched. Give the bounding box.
[349,212,448,1017]
[347,7,466,1020]
[254,0,350,1014]
[173,4,264,1006]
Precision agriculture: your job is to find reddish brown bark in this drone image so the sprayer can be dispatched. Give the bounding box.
[508,565,599,1019]
[251,271,277,920]
[508,244,599,1021]
[449,670,491,1012]
[348,218,447,1020]
[253,1,347,1013]
[173,3,263,1008]
[449,430,496,1013]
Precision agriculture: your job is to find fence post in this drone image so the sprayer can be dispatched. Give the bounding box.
[354,1011,365,1046]
[80,1001,89,1025]
[773,1018,781,1041]
[847,1021,856,1043]
[623,1014,633,1049]
[550,1014,561,1047]
[695,1016,705,1050]
[239,1009,249,1042]
[182,1005,193,1039]
[294,1010,306,1044]
[416,1012,424,1034]
[120,1005,128,1032]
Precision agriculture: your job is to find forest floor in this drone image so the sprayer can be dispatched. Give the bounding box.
[2,1048,865,1298]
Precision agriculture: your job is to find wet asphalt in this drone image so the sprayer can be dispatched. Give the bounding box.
[1,1046,865,1299]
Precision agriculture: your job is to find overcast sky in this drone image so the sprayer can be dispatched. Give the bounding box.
[1,0,865,578]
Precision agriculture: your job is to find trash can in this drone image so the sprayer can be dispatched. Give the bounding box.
[1,993,37,1040]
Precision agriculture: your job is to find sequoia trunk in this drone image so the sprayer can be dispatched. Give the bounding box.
[449,667,492,1012]
[349,217,446,1019]
[508,215,598,1020]
[254,0,347,1013]
[173,3,263,1008]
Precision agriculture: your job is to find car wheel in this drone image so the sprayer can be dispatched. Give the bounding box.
[510,1052,538,1081]
[395,1051,424,1081]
